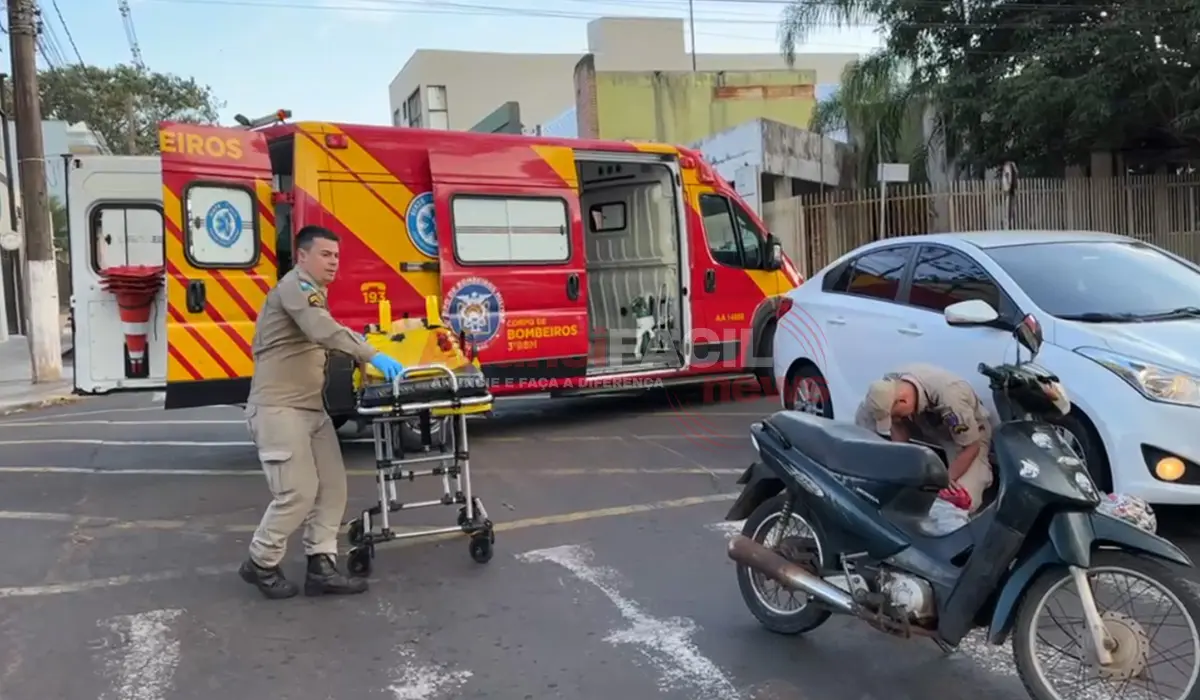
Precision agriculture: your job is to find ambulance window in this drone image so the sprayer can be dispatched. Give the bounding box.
[699,194,742,267]
[184,184,258,268]
[89,204,164,272]
[451,195,570,264]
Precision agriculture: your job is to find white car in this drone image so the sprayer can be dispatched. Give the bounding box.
[772,229,1200,504]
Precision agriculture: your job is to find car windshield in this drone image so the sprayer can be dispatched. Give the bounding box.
[984,240,1200,322]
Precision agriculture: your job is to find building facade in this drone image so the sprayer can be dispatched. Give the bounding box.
[388,16,859,136]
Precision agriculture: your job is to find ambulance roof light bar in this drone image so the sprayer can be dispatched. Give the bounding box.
[232,109,292,130]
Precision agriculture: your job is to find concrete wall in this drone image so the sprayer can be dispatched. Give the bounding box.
[581,69,819,144]
[389,16,859,136]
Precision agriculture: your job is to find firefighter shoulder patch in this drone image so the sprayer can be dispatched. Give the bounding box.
[307,292,324,308]
[945,410,969,434]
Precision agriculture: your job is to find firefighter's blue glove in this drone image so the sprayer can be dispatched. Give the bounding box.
[369,353,405,382]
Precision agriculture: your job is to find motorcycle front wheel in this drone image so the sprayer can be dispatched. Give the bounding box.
[1012,550,1200,700]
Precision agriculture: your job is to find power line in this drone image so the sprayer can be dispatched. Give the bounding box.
[48,0,82,64]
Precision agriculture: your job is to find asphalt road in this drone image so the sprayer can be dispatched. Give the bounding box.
[1,384,1199,700]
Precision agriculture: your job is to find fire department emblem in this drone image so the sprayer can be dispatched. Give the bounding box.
[443,277,505,350]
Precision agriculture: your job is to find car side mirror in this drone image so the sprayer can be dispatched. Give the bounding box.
[765,235,784,270]
[944,299,1000,326]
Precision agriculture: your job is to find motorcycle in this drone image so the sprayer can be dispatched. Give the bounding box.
[726,303,1200,700]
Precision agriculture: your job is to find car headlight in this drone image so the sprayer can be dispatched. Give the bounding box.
[1076,346,1200,407]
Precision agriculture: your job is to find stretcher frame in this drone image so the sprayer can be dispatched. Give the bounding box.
[344,362,495,576]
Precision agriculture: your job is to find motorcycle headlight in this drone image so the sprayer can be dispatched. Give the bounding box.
[1076,347,1200,407]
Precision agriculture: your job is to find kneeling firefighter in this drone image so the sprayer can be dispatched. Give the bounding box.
[855,363,993,514]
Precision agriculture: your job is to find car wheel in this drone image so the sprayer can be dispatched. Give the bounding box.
[784,362,833,418]
[1048,410,1112,493]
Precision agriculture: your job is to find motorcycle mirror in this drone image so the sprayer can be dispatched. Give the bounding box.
[944,299,999,325]
[1015,313,1043,357]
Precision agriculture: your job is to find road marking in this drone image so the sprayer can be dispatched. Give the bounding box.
[517,543,741,700]
[0,419,246,428]
[0,466,744,477]
[0,433,743,448]
[151,392,165,403]
[0,509,440,536]
[0,492,737,598]
[0,405,177,423]
[97,608,184,700]
[376,600,473,699]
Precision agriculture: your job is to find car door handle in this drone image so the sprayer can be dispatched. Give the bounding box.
[566,273,580,301]
[704,269,716,293]
[898,326,922,336]
[186,280,206,314]
[827,316,847,326]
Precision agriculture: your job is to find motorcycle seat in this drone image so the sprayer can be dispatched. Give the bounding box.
[765,411,949,489]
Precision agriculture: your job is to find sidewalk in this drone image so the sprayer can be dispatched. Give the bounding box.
[0,327,78,415]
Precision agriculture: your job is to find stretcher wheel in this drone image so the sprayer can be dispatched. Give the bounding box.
[347,518,364,546]
[468,534,493,563]
[347,546,373,576]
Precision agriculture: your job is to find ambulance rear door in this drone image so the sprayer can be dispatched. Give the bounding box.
[430,143,589,388]
[67,154,166,394]
[158,123,278,409]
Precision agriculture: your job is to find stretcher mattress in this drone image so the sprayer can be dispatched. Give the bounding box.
[357,365,490,409]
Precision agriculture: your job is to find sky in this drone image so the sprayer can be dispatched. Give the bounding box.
[25,0,882,127]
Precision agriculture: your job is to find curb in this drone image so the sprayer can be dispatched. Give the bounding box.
[0,394,85,417]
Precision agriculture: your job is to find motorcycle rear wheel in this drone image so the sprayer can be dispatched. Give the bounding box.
[735,494,832,635]
[1012,550,1200,700]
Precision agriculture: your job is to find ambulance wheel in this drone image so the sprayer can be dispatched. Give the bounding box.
[469,534,493,563]
[347,546,372,576]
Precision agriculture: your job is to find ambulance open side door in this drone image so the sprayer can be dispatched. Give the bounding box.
[429,145,590,387]
[158,122,277,410]
[67,154,167,394]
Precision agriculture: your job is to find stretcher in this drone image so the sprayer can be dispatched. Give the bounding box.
[343,296,495,576]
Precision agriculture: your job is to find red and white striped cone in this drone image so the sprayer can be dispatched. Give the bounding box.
[115,293,154,375]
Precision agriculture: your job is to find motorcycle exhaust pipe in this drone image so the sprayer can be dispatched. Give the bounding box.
[727,535,857,614]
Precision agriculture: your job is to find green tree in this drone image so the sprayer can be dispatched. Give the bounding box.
[15,64,224,156]
[779,0,1200,177]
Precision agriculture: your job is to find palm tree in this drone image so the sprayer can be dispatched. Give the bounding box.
[779,1,935,187]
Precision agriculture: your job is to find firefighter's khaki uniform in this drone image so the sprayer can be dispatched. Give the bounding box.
[245,267,379,568]
[856,363,993,512]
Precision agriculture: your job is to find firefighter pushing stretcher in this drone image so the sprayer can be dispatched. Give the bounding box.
[240,225,406,600]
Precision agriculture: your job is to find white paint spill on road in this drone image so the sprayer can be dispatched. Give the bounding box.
[98,608,185,700]
[704,520,744,538]
[375,600,472,700]
[518,543,741,700]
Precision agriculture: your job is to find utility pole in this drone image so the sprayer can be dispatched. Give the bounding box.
[8,0,62,382]
[688,0,697,71]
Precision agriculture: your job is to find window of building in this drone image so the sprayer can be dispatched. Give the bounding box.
[405,88,423,128]
[908,246,1001,312]
[452,195,570,264]
[184,185,258,267]
[392,108,401,127]
[90,204,164,272]
[427,85,449,130]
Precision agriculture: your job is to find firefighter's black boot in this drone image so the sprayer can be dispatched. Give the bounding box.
[304,553,368,596]
[239,557,299,600]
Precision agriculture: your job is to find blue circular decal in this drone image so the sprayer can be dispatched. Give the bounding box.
[405,191,437,258]
[442,277,505,350]
[205,200,243,249]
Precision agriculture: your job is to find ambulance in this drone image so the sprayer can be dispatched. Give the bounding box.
[65,111,802,425]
